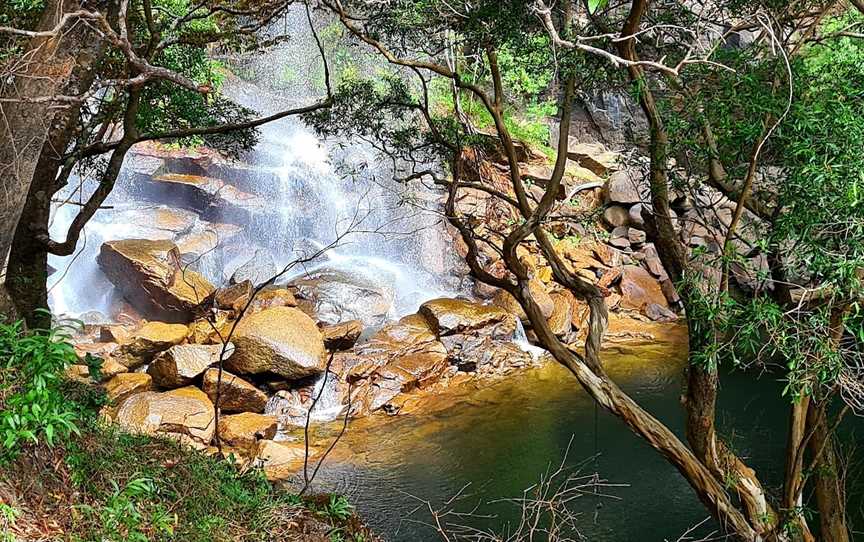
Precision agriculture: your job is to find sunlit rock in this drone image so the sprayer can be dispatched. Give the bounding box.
[113,321,189,368]
[217,413,277,453]
[619,265,670,314]
[291,268,393,325]
[113,386,215,447]
[201,368,267,413]
[419,297,514,337]
[147,343,233,388]
[254,439,316,481]
[105,372,152,404]
[97,239,215,322]
[490,281,555,323]
[225,306,326,379]
[320,319,363,351]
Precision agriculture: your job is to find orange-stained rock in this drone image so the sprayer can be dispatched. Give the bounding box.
[548,290,574,336]
[246,287,297,314]
[97,239,215,322]
[105,373,152,404]
[225,307,326,379]
[321,319,363,351]
[619,265,669,313]
[113,386,215,446]
[419,297,513,336]
[491,279,555,322]
[148,343,232,388]
[216,412,277,452]
[114,321,189,368]
[202,368,267,413]
[254,439,318,480]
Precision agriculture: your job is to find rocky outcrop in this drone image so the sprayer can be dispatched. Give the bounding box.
[491,280,555,322]
[98,239,215,322]
[225,307,326,379]
[113,321,189,368]
[201,368,267,413]
[113,386,215,447]
[147,343,233,388]
[254,439,315,481]
[619,265,670,315]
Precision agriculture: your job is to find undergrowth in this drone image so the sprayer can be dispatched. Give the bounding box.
[0,320,372,541]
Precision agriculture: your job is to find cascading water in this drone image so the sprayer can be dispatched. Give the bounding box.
[46,8,465,324]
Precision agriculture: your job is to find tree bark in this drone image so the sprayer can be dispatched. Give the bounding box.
[806,402,849,542]
[0,0,110,318]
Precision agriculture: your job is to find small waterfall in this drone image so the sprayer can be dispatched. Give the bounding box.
[513,319,547,360]
[308,371,345,422]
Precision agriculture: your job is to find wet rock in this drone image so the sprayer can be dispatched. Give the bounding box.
[114,386,215,447]
[114,321,189,369]
[619,265,669,313]
[291,268,393,325]
[105,373,152,404]
[443,334,534,373]
[603,205,630,228]
[217,413,277,453]
[175,223,242,259]
[148,343,233,388]
[490,281,555,323]
[420,297,515,337]
[321,320,363,351]
[186,313,233,344]
[98,239,215,322]
[226,306,326,379]
[145,173,266,224]
[227,247,277,286]
[605,170,645,204]
[201,368,267,413]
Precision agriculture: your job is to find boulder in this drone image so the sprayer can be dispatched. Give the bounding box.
[619,265,669,313]
[609,226,631,249]
[628,203,645,227]
[628,228,646,245]
[291,268,393,325]
[201,368,267,413]
[186,313,233,344]
[442,334,534,374]
[105,373,152,404]
[645,303,678,322]
[603,205,630,228]
[606,170,644,204]
[114,321,189,368]
[147,343,233,388]
[98,239,215,322]
[246,287,297,314]
[214,280,253,311]
[420,297,515,337]
[321,320,363,350]
[227,247,277,286]
[216,412,277,452]
[114,386,215,446]
[225,306,326,379]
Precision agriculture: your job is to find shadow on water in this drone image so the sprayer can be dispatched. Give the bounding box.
[309,341,862,541]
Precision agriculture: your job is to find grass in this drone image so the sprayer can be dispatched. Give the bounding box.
[0,322,373,542]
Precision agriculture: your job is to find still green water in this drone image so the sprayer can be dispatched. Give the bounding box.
[314,341,862,541]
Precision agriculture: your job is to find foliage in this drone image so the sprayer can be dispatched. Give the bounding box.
[0,319,81,461]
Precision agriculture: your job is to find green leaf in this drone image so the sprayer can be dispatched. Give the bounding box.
[588,0,606,14]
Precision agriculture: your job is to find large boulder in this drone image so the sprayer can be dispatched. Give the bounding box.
[254,440,316,481]
[225,307,326,379]
[201,368,267,413]
[619,265,669,313]
[605,170,645,205]
[114,386,215,446]
[291,268,394,325]
[113,321,189,368]
[147,343,233,388]
[419,298,515,337]
[98,239,215,322]
[566,142,619,176]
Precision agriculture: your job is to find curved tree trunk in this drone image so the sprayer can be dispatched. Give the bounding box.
[806,401,849,542]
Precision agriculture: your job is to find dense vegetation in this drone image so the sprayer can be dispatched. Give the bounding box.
[2,0,864,541]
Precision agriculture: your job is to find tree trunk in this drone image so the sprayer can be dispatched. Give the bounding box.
[806,402,849,542]
[0,0,109,317]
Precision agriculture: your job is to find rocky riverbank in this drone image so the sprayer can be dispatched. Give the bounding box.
[63,138,702,478]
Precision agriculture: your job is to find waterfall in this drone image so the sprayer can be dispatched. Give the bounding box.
[513,319,547,360]
[308,371,345,422]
